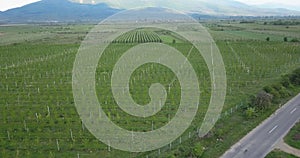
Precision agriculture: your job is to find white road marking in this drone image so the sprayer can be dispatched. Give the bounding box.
[268,125,278,134]
[290,108,297,114]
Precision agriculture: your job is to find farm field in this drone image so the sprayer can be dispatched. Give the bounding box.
[0,20,300,158]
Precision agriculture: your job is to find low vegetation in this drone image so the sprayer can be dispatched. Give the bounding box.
[243,68,300,120]
[266,150,299,158]
[268,20,300,26]
[285,122,300,149]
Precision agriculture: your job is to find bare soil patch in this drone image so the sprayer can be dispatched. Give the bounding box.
[293,133,300,141]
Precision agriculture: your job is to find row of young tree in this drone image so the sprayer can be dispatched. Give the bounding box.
[112,30,162,43]
[265,37,299,42]
[266,20,300,26]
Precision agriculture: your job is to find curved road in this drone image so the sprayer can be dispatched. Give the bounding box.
[221,93,300,158]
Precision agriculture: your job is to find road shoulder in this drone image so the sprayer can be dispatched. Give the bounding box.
[275,139,300,157]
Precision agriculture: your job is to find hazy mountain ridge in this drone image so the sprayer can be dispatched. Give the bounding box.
[0,0,120,23]
[71,0,300,16]
[254,2,300,12]
[0,0,300,23]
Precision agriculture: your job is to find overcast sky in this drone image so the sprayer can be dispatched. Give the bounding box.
[0,0,299,11]
[235,0,299,5]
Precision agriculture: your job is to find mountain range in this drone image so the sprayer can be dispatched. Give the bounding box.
[0,0,119,23]
[0,0,299,23]
[71,0,300,16]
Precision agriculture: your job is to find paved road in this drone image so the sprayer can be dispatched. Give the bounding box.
[221,93,300,158]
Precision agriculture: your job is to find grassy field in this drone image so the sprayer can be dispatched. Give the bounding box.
[266,150,299,158]
[0,20,300,157]
[285,122,300,150]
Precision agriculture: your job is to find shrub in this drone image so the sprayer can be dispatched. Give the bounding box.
[178,145,192,157]
[245,107,256,119]
[251,91,273,110]
[263,86,273,93]
[291,38,299,42]
[193,142,204,158]
[166,154,176,158]
[289,68,300,85]
[272,83,283,91]
[214,128,225,139]
[278,88,291,98]
[264,86,280,99]
[281,75,292,88]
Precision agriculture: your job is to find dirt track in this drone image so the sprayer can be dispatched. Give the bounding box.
[275,139,300,157]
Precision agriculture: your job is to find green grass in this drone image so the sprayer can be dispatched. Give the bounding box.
[207,21,300,42]
[266,150,299,158]
[285,122,300,149]
[0,24,92,45]
[0,22,300,157]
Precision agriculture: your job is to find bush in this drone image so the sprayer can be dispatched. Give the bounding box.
[266,37,270,41]
[291,38,299,42]
[248,67,300,114]
[281,75,292,88]
[166,154,176,158]
[272,83,283,91]
[245,107,256,119]
[251,91,273,110]
[178,145,192,157]
[265,83,292,99]
[263,86,273,93]
[193,142,204,158]
[270,90,281,101]
[278,88,291,98]
[289,68,300,85]
[214,128,225,139]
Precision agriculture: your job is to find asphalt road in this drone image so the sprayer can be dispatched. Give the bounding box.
[221,93,300,158]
